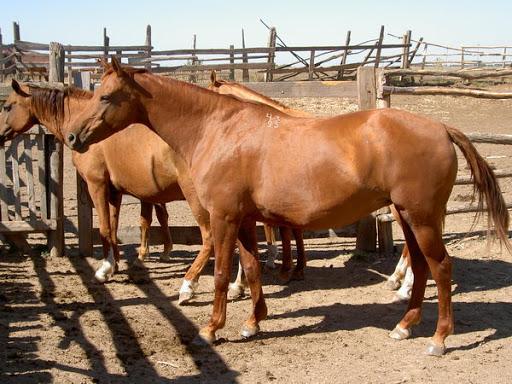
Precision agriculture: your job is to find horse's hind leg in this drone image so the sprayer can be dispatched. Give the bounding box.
[278,227,293,281]
[137,202,153,262]
[228,259,247,300]
[390,211,453,356]
[155,203,172,261]
[263,224,278,269]
[238,219,267,339]
[291,228,306,281]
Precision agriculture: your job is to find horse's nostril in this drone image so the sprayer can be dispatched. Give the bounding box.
[68,133,76,144]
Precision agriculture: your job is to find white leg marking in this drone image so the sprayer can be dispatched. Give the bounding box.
[95,249,116,283]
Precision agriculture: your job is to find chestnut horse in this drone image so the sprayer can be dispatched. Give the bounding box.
[209,72,414,301]
[65,59,510,356]
[0,80,299,303]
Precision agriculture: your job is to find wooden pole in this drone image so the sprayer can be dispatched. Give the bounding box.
[375,68,393,256]
[13,22,20,42]
[461,47,465,69]
[13,22,21,79]
[103,28,109,63]
[308,50,315,80]
[355,66,377,253]
[229,44,235,80]
[0,28,4,83]
[74,73,93,257]
[241,29,249,82]
[145,24,152,71]
[265,27,277,82]
[374,25,384,68]
[48,42,65,258]
[401,30,411,69]
[189,34,197,83]
[337,30,351,80]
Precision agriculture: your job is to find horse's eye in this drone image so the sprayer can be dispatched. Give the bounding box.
[3,104,11,112]
[100,95,111,102]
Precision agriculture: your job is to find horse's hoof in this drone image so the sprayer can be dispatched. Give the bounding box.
[228,283,245,300]
[391,292,410,304]
[389,325,411,340]
[278,270,293,283]
[191,330,216,348]
[241,323,260,339]
[385,279,401,290]
[426,341,446,356]
[132,258,145,268]
[94,270,109,283]
[159,253,171,262]
[178,291,194,305]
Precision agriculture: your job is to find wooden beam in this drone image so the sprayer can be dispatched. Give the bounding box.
[383,85,512,99]
[241,29,249,82]
[374,26,385,68]
[47,42,65,257]
[0,219,57,232]
[239,81,357,98]
[336,30,351,80]
[385,68,512,79]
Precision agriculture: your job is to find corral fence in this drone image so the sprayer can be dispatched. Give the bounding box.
[356,66,512,255]
[0,22,412,86]
[0,42,64,257]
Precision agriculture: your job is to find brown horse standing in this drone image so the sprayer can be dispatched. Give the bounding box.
[65,59,510,356]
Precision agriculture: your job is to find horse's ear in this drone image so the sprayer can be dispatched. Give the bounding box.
[97,57,110,72]
[111,57,125,77]
[11,79,30,98]
[210,70,217,85]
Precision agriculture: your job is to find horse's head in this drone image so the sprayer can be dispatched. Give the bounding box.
[0,79,38,144]
[66,57,148,151]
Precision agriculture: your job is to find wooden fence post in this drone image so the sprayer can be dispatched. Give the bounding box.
[229,44,235,80]
[402,30,411,69]
[0,28,4,83]
[13,22,20,42]
[73,74,94,257]
[103,28,109,64]
[374,25,384,68]
[375,68,394,256]
[265,27,276,82]
[308,50,315,80]
[48,42,65,258]
[189,34,197,83]
[241,29,249,82]
[337,30,351,80]
[145,24,152,71]
[355,66,377,253]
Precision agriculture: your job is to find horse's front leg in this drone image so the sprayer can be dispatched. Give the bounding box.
[193,214,239,345]
[238,219,267,338]
[87,182,116,283]
[108,189,123,272]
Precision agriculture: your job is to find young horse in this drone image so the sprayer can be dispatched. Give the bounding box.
[65,59,510,356]
[209,71,414,301]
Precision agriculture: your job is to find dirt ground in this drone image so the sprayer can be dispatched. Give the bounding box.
[1,91,512,383]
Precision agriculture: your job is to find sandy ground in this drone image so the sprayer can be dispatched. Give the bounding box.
[0,91,511,383]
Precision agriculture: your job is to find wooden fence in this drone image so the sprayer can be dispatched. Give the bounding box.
[1,22,410,85]
[356,67,512,255]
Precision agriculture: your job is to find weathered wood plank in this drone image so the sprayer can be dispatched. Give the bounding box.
[23,135,37,223]
[36,130,48,220]
[465,133,512,144]
[240,81,358,98]
[385,68,512,79]
[92,224,357,246]
[0,144,8,221]
[383,85,512,99]
[0,219,57,232]
[11,137,22,221]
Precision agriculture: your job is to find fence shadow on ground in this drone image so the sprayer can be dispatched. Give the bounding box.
[0,250,240,383]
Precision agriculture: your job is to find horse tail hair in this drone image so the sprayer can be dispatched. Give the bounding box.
[445,125,511,253]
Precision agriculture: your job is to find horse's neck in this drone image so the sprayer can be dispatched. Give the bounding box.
[33,97,83,142]
[138,74,234,162]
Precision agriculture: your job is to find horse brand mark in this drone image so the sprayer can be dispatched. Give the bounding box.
[266,113,280,129]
